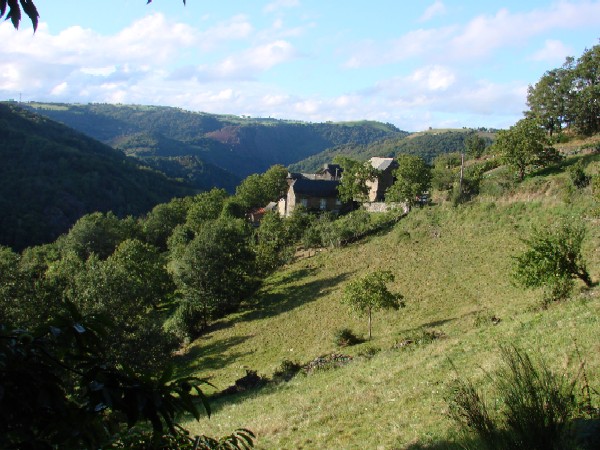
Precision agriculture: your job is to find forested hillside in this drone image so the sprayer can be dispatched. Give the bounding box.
[0,103,194,251]
[24,103,404,180]
[289,128,494,172]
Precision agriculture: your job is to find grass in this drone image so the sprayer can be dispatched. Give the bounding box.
[176,163,600,448]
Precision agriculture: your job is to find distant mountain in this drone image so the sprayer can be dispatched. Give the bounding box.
[23,103,404,180]
[0,103,195,251]
[289,129,495,172]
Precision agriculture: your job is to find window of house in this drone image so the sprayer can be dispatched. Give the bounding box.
[320,198,327,210]
[335,198,342,206]
[301,198,308,207]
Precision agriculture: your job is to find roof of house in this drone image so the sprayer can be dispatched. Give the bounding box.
[291,178,340,197]
[370,157,398,171]
[317,164,343,177]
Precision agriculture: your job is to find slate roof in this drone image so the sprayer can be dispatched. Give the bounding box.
[292,178,340,197]
[370,157,398,171]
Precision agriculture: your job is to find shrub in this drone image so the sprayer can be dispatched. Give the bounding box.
[272,359,302,382]
[447,346,578,450]
[333,327,363,347]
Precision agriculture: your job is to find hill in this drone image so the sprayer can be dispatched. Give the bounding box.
[289,128,495,172]
[23,103,404,180]
[174,152,600,448]
[0,103,195,251]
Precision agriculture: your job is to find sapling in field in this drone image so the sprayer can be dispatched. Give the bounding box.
[341,270,405,339]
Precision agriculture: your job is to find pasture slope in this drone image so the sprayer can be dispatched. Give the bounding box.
[178,152,600,449]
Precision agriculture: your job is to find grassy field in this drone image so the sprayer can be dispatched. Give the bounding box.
[177,159,600,449]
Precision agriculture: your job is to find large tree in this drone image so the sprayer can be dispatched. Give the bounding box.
[386,155,431,206]
[334,156,377,203]
[493,118,560,181]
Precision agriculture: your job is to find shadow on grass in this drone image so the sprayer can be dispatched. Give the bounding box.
[174,335,253,378]
[209,268,352,332]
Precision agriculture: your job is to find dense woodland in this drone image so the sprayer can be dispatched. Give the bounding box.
[1,33,599,448]
[23,103,403,182]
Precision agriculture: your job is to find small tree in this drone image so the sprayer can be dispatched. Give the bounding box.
[513,219,592,304]
[341,270,405,339]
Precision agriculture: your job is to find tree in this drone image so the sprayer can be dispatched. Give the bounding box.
[341,270,404,339]
[386,155,431,206]
[0,310,254,449]
[334,156,377,203]
[1,1,186,30]
[169,218,256,337]
[464,133,486,159]
[513,219,592,304]
[570,45,600,135]
[0,0,39,30]
[526,63,574,137]
[235,165,288,211]
[493,118,560,181]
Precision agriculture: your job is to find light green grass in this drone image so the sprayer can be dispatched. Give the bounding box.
[178,172,600,448]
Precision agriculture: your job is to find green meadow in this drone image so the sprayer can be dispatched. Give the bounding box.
[178,155,600,449]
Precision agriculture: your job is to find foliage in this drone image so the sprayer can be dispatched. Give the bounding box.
[341,270,404,339]
[448,346,578,450]
[289,129,491,173]
[253,211,295,275]
[386,154,431,206]
[235,165,288,210]
[0,311,226,449]
[567,159,590,189]
[0,0,39,30]
[169,218,256,338]
[333,327,363,347]
[493,118,561,181]
[25,102,399,180]
[334,156,377,203]
[526,44,600,136]
[464,132,487,158]
[513,219,592,304]
[0,104,192,251]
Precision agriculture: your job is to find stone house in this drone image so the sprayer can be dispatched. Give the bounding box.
[366,157,399,201]
[278,173,347,217]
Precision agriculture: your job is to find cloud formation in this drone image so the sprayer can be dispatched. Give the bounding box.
[1,1,599,131]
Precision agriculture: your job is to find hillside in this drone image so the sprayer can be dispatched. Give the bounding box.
[289,129,494,172]
[23,103,404,180]
[175,154,600,448]
[0,103,194,251]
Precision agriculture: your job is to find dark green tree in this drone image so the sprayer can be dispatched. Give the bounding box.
[341,270,404,339]
[526,62,574,137]
[334,156,377,203]
[570,45,600,135]
[493,118,561,181]
[464,133,487,158]
[386,155,431,206]
[513,219,592,303]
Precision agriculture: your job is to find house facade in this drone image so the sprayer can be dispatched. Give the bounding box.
[278,174,346,217]
[366,157,398,201]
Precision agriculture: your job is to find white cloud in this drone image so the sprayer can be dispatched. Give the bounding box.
[264,0,300,14]
[50,82,68,96]
[419,1,446,22]
[531,40,573,63]
[212,40,298,78]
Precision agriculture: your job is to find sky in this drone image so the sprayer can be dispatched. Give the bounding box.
[1,1,599,131]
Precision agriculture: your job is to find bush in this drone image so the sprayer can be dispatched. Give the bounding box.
[272,359,302,382]
[333,327,363,347]
[447,346,579,450]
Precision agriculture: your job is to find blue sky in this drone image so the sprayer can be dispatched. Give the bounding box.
[2,0,599,131]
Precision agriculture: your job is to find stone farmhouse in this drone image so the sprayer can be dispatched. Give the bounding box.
[277,158,400,217]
